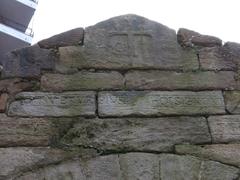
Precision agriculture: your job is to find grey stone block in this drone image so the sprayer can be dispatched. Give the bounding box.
[8,92,96,117]
[98,91,225,117]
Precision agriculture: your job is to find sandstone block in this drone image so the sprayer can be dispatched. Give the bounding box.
[200,160,239,180]
[38,28,84,48]
[199,42,240,71]
[0,93,8,112]
[0,114,56,147]
[98,91,225,117]
[8,92,96,117]
[125,70,236,90]
[199,47,235,71]
[41,71,124,92]
[0,147,73,179]
[159,154,239,180]
[208,115,240,143]
[224,91,240,114]
[16,161,85,180]
[57,15,198,71]
[60,117,211,152]
[177,28,222,47]
[0,78,38,95]
[83,155,121,180]
[2,45,56,78]
[119,153,159,180]
[176,144,240,167]
[159,154,201,180]
[16,155,121,180]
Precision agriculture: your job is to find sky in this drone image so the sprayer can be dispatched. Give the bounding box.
[32,0,240,44]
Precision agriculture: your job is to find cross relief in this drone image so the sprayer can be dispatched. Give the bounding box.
[108,31,153,57]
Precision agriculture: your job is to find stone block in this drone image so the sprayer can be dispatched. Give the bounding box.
[177,28,222,47]
[17,161,86,180]
[0,78,38,95]
[38,28,84,48]
[159,154,201,180]
[125,70,236,90]
[224,91,240,114]
[199,42,240,71]
[60,117,211,152]
[57,15,198,71]
[8,92,96,117]
[16,161,85,180]
[208,115,240,143]
[0,93,8,112]
[176,144,240,167]
[41,71,124,91]
[2,45,56,78]
[98,91,225,117]
[84,155,121,180]
[159,154,239,180]
[119,153,159,180]
[0,114,56,147]
[0,147,73,179]
[200,160,239,180]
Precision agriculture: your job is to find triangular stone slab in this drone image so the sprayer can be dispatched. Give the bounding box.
[58,14,198,71]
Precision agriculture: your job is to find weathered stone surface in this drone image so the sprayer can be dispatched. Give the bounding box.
[224,91,240,114]
[0,78,38,95]
[98,91,225,117]
[57,15,198,71]
[16,155,120,180]
[159,154,239,180]
[199,47,235,71]
[0,147,74,179]
[38,28,84,49]
[208,115,240,143]
[200,160,239,180]
[119,153,159,180]
[83,155,121,180]
[177,28,222,47]
[41,71,124,92]
[0,93,8,112]
[2,45,56,78]
[199,42,240,71]
[125,70,236,90]
[60,117,211,152]
[224,42,240,61]
[176,144,240,167]
[8,92,96,117]
[0,114,58,147]
[159,154,201,180]
[16,161,85,180]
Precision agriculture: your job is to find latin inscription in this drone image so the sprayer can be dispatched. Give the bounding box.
[98,91,225,116]
[8,92,96,117]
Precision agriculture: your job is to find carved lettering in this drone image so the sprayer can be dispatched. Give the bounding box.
[99,91,225,116]
[8,92,96,117]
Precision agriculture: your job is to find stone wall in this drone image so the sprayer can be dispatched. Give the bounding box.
[1,14,240,179]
